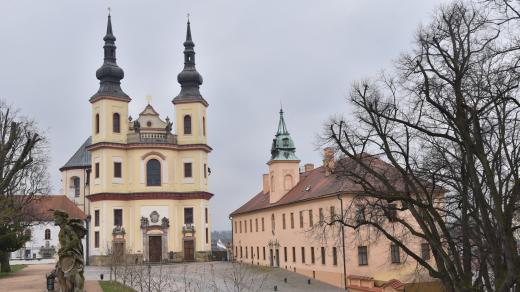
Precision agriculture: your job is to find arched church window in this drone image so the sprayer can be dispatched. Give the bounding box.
[284,174,293,191]
[72,177,80,197]
[203,117,206,136]
[44,229,51,240]
[271,175,275,192]
[113,113,120,133]
[184,115,192,135]
[95,114,100,134]
[271,214,276,232]
[146,159,161,186]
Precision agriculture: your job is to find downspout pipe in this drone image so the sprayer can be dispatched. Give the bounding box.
[337,194,348,291]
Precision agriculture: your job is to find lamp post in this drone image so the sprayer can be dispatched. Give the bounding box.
[337,194,348,291]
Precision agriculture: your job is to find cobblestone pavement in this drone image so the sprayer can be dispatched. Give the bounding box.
[85,261,343,292]
[0,264,53,292]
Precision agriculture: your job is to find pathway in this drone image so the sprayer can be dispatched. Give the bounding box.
[0,264,53,292]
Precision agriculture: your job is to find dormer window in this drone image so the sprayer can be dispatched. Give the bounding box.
[282,138,289,147]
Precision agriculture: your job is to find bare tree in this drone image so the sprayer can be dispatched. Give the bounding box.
[320,1,520,291]
[0,100,49,272]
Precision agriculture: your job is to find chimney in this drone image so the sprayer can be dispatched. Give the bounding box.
[304,163,314,172]
[262,174,270,194]
[323,147,335,176]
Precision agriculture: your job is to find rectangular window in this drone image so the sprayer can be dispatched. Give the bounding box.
[205,228,209,244]
[387,203,398,222]
[113,162,122,178]
[421,243,431,260]
[94,210,100,227]
[309,210,313,227]
[391,244,400,263]
[321,247,326,265]
[184,162,193,178]
[250,219,252,233]
[239,221,242,233]
[205,208,208,223]
[255,218,258,232]
[299,211,304,228]
[282,213,286,229]
[311,247,315,264]
[240,247,243,258]
[301,247,306,263]
[290,212,294,229]
[235,246,237,256]
[358,246,368,266]
[94,231,99,248]
[257,246,260,260]
[251,247,253,259]
[292,247,296,262]
[113,209,122,226]
[284,247,288,262]
[355,205,365,225]
[333,247,338,266]
[262,218,265,232]
[184,208,194,224]
[234,221,237,233]
[204,163,207,178]
[330,206,335,218]
[95,162,100,178]
[246,246,248,258]
[263,247,266,260]
[319,208,324,224]
[245,220,247,233]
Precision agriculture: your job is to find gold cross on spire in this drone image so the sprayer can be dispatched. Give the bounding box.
[108,7,111,16]
[187,13,190,22]
[146,95,152,105]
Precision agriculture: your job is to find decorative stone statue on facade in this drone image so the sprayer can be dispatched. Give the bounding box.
[53,210,86,292]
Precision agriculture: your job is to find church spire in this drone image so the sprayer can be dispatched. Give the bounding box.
[270,108,298,161]
[90,12,129,102]
[173,19,208,106]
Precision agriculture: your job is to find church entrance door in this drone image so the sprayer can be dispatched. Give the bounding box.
[149,236,162,263]
[184,239,194,261]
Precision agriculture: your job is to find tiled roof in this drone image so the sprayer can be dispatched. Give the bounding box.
[60,137,91,170]
[231,155,434,216]
[24,195,86,221]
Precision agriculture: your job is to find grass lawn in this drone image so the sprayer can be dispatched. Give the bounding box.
[99,281,136,292]
[0,264,27,278]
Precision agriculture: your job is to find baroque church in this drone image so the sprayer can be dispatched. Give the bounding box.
[59,14,212,264]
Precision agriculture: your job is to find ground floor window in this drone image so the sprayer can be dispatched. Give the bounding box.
[94,231,100,248]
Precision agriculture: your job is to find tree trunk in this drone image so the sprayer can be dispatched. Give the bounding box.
[0,251,11,273]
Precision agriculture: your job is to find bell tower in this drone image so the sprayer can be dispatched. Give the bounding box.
[90,13,130,145]
[173,20,208,146]
[268,109,300,203]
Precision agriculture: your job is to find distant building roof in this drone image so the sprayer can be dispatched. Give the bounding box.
[60,137,91,171]
[231,155,441,216]
[24,195,87,221]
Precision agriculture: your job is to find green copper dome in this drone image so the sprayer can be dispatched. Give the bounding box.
[270,109,299,161]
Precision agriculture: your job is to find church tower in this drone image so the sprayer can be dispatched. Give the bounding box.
[90,13,130,145]
[268,109,300,203]
[173,20,208,146]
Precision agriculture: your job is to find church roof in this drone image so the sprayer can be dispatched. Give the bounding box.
[230,155,441,216]
[23,195,86,221]
[173,20,208,106]
[269,109,298,162]
[90,13,130,102]
[60,137,91,171]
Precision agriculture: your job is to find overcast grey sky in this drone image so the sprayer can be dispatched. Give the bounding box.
[0,0,446,230]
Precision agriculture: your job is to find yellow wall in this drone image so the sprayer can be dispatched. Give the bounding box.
[60,168,90,213]
[91,98,129,144]
[175,102,207,145]
[89,148,208,195]
[90,199,211,256]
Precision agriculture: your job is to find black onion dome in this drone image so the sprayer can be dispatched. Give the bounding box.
[90,14,130,102]
[173,20,208,106]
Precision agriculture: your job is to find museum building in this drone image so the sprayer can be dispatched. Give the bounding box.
[60,14,213,264]
[230,109,439,291]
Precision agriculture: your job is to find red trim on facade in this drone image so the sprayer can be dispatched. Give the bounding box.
[88,192,213,202]
[86,142,212,153]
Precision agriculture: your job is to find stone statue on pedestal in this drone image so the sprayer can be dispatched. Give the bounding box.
[53,210,86,292]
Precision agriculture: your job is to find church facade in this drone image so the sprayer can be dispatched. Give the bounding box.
[61,15,213,264]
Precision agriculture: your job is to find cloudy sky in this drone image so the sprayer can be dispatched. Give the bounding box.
[0,0,446,230]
